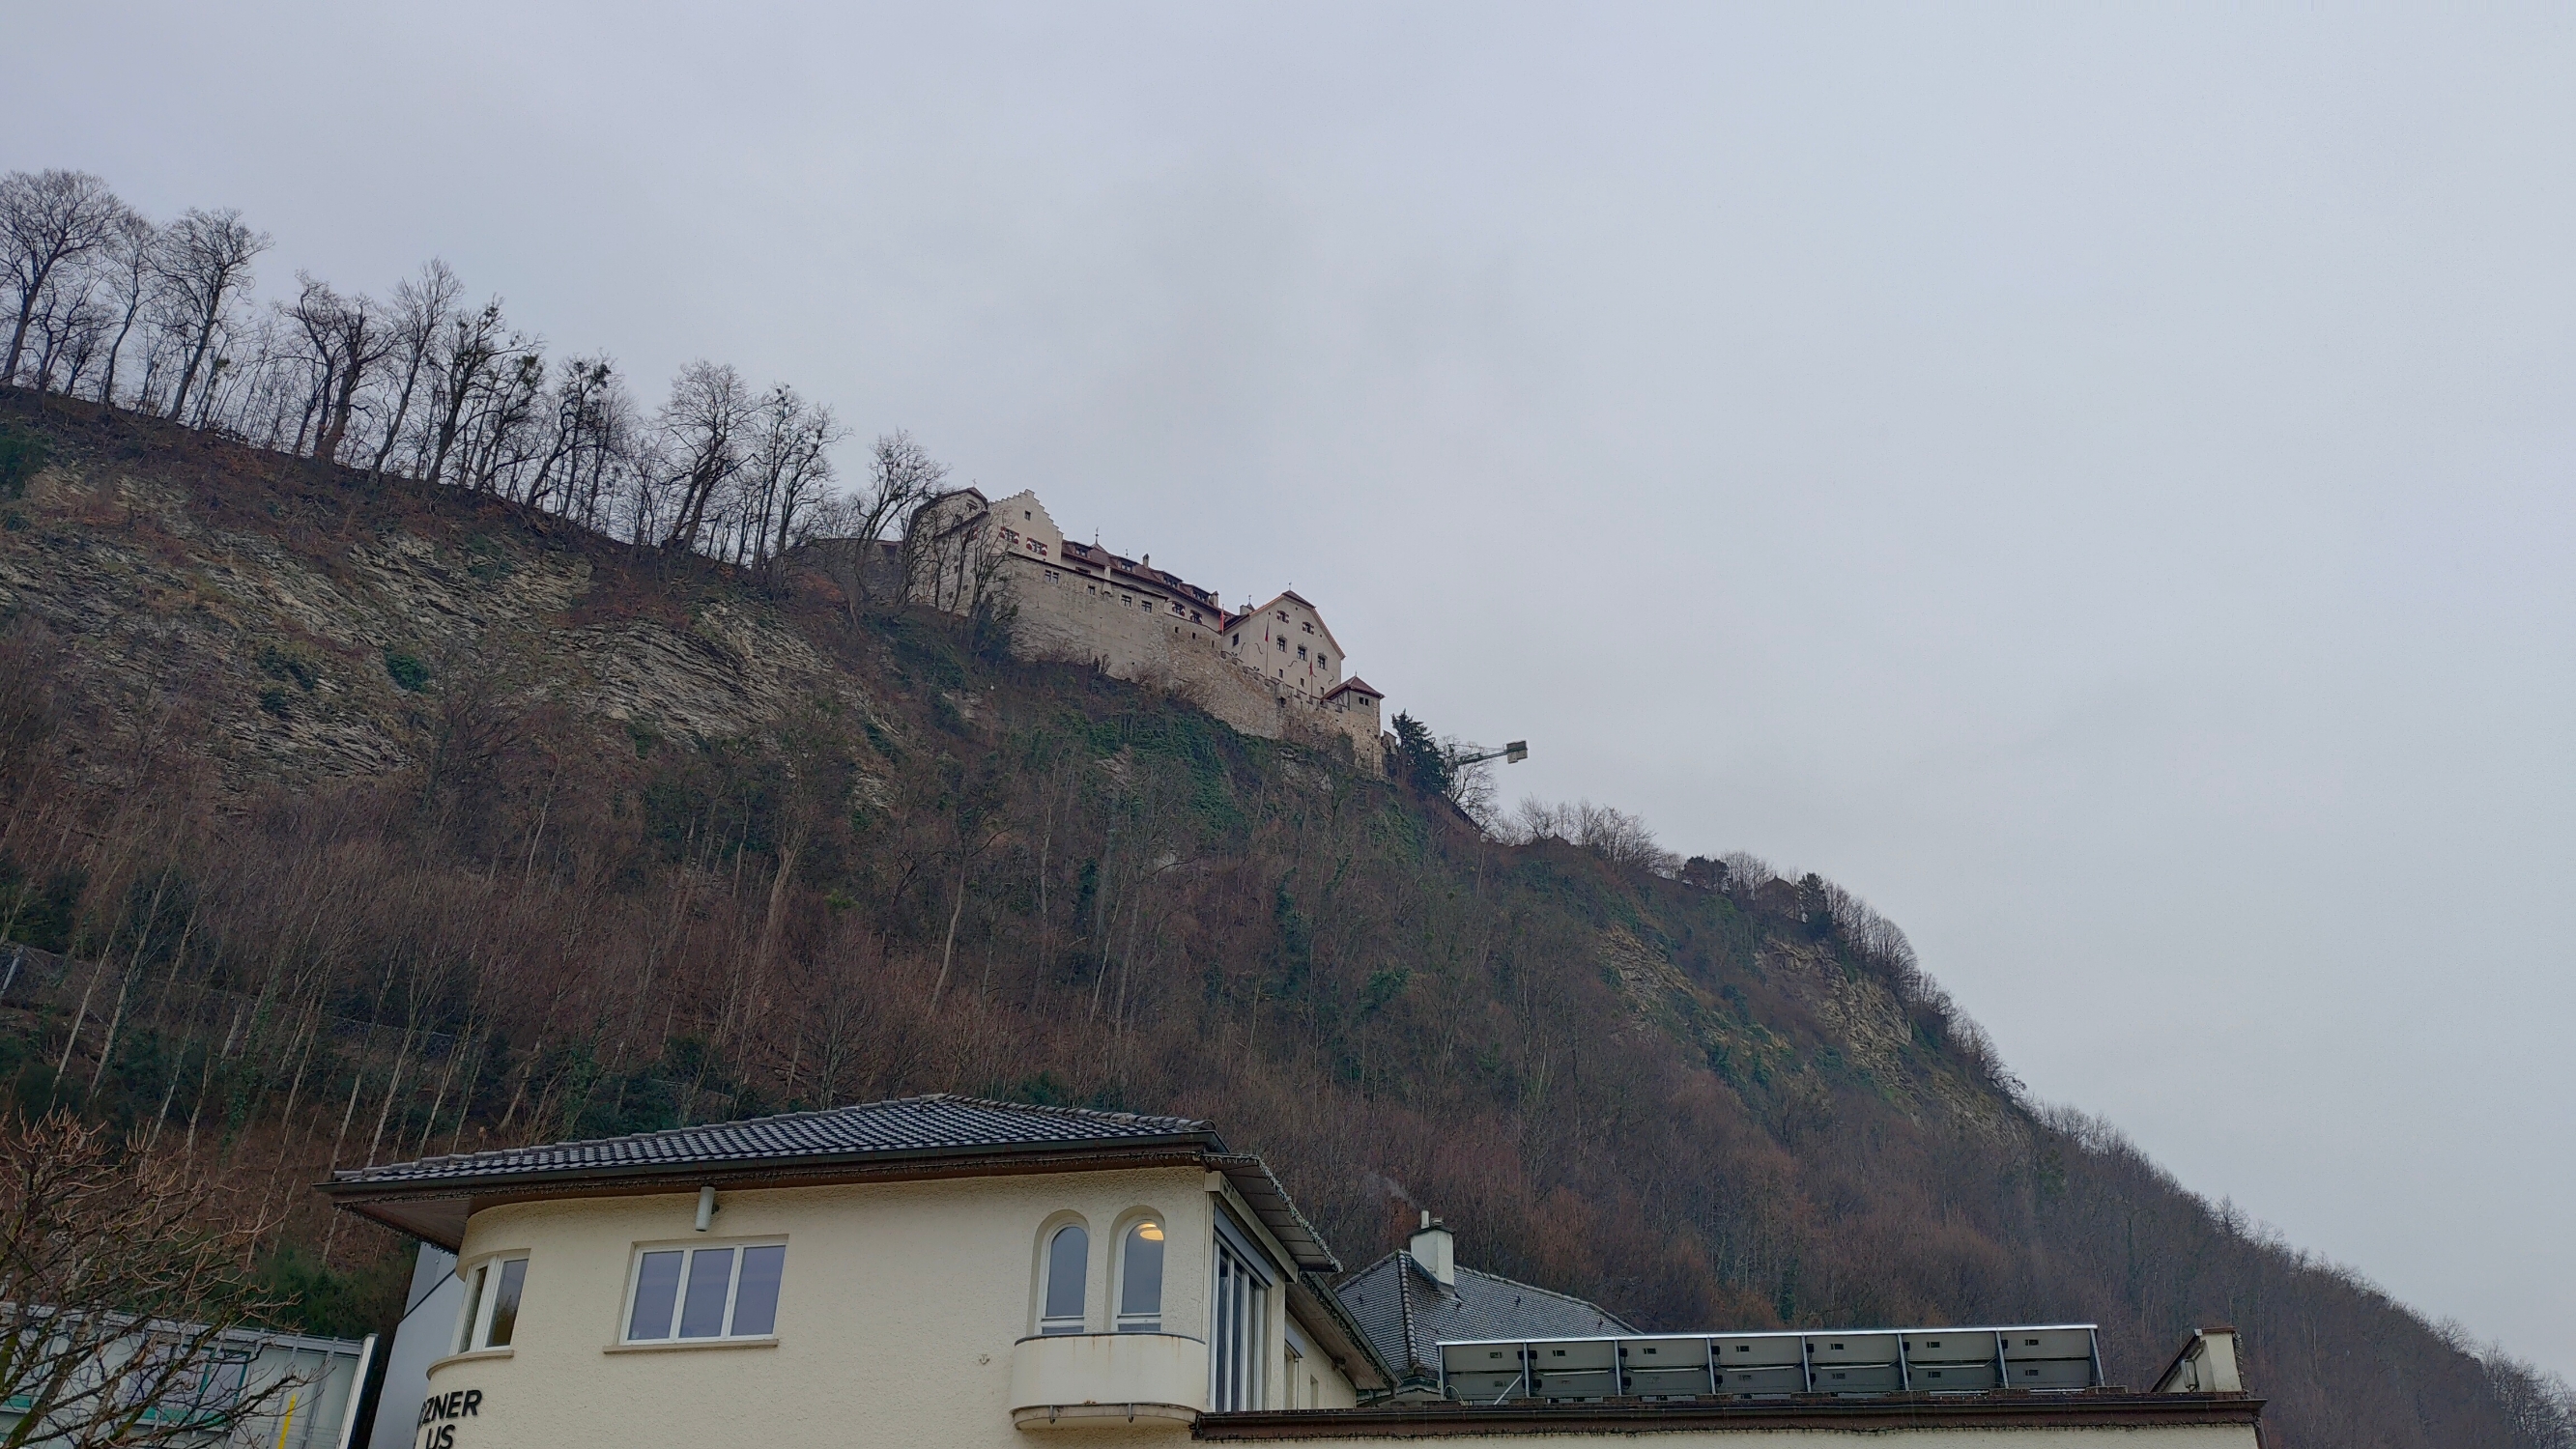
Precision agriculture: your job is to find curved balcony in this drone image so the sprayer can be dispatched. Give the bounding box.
[1009,1332,1208,1430]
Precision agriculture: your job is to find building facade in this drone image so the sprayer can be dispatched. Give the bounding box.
[323,1095,2262,1449]
[896,491,1384,755]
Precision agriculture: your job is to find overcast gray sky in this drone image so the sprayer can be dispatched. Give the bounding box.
[15,1,2571,1378]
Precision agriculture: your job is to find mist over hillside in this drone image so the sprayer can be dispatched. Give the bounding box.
[1,388,2568,1448]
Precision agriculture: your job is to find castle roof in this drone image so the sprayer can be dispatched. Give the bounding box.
[1325,677,1383,700]
[1053,537,1221,608]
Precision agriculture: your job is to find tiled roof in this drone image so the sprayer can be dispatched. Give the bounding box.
[1335,1252,1635,1392]
[328,1094,1215,1189]
[324,1094,1347,1273]
[1325,676,1383,699]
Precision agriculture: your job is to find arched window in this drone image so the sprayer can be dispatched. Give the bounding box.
[1040,1224,1088,1335]
[1116,1219,1164,1333]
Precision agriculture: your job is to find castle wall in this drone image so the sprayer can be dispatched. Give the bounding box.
[1002,559,1377,755]
[900,489,1382,758]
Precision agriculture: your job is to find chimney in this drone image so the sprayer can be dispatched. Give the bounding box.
[1409,1210,1456,1287]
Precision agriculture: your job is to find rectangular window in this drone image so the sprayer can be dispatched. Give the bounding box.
[623,1243,786,1342]
[457,1256,529,1353]
[1210,1216,1274,1410]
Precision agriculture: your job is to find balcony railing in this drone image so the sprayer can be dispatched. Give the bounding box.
[1010,1332,1209,1430]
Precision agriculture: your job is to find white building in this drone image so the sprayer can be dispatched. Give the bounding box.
[321,1095,2261,1449]
[0,1317,374,1449]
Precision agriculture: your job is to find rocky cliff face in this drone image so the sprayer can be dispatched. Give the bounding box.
[0,398,868,796]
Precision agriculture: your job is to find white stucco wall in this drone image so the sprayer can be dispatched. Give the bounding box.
[406,1166,1356,1449]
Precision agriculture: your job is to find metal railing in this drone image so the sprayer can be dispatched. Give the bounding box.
[1436,1324,2103,1403]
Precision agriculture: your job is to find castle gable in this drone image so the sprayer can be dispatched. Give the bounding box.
[1229,591,1348,705]
[985,490,1065,567]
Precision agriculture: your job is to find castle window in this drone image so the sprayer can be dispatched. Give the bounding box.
[1297,646,1307,660]
[1276,611,1287,622]
[1232,633,1241,647]
[1301,622,1312,634]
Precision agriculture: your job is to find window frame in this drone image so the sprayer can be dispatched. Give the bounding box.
[1036,1220,1091,1336]
[1112,1213,1167,1334]
[1209,1209,1275,1410]
[454,1253,530,1355]
[618,1238,788,1345]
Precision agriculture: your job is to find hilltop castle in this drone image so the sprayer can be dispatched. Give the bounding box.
[904,489,1386,753]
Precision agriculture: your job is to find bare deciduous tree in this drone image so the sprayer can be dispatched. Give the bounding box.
[152,208,270,424]
[1,169,129,386]
[807,430,949,621]
[370,260,462,483]
[1507,797,1679,875]
[286,274,393,464]
[22,266,106,396]
[654,360,752,551]
[90,211,159,406]
[0,1115,304,1449]
[421,298,516,487]
[740,384,844,582]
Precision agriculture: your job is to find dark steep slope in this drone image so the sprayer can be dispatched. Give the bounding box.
[0,389,2559,1449]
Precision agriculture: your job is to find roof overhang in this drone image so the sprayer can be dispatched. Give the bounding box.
[1207,1152,1337,1273]
[322,1134,1223,1253]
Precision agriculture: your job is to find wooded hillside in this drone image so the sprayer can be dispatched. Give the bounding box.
[0,389,2564,1449]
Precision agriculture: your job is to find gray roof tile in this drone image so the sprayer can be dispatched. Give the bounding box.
[329,1094,1214,1188]
[1335,1251,1634,1391]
